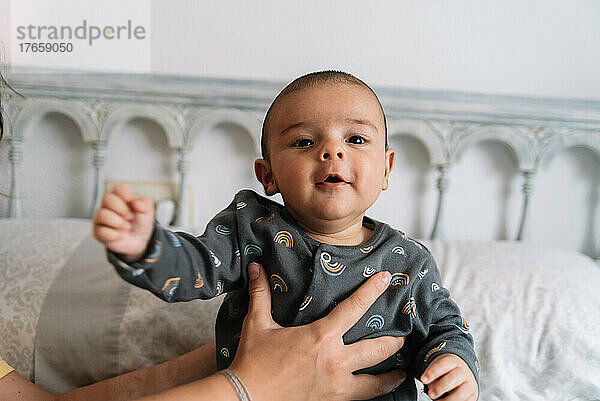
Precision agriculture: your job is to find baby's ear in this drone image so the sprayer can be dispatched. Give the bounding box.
[382,148,395,190]
[254,159,278,195]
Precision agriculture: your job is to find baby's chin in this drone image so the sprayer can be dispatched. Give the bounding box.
[294,204,366,226]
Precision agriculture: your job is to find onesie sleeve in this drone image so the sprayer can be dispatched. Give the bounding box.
[410,253,480,391]
[107,194,248,302]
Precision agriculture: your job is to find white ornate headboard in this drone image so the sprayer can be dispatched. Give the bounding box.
[1,66,599,259]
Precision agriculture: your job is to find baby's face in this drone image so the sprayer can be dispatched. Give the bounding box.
[256,82,394,229]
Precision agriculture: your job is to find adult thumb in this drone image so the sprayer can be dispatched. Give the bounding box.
[245,262,275,329]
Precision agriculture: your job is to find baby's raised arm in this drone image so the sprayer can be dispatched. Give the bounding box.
[101,190,254,303]
[93,183,155,262]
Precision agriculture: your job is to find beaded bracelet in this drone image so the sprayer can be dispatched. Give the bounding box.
[220,369,253,401]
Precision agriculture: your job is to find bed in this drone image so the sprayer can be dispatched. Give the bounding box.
[1,67,600,400]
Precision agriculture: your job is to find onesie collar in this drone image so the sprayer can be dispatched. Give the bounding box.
[279,208,388,250]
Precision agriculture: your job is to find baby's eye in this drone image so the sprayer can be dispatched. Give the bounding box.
[346,135,366,144]
[293,138,314,147]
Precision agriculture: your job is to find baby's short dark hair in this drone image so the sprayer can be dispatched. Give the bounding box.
[261,70,388,160]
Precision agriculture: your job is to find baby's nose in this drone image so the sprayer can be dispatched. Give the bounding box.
[321,150,344,160]
[320,141,344,160]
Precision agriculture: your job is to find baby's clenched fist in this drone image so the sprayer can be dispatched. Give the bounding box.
[421,353,478,401]
[93,183,155,263]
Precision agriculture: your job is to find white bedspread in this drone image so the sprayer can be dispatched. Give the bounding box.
[423,239,600,401]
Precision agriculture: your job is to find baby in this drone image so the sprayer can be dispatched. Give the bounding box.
[94,71,479,400]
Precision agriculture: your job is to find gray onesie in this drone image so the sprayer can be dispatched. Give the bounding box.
[108,189,479,400]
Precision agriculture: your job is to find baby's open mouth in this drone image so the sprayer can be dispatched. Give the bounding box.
[324,175,343,183]
[317,174,348,186]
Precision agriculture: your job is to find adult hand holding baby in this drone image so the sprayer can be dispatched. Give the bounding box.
[135,263,406,401]
[230,263,407,401]
[93,183,155,263]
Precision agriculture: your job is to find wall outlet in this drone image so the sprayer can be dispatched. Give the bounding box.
[104,180,194,227]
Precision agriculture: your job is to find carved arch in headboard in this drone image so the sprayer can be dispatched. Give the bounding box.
[187,108,262,154]
[101,104,185,149]
[387,119,445,165]
[452,125,534,170]
[13,98,96,142]
[539,130,600,168]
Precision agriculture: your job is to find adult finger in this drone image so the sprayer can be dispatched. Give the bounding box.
[101,193,133,220]
[244,262,277,330]
[350,369,406,400]
[347,336,405,371]
[112,183,136,203]
[320,271,391,335]
[421,354,458,385]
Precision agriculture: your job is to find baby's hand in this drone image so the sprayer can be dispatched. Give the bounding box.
[421,354,478,401]
[93,183,155,263]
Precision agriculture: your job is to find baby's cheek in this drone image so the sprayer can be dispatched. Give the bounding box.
[360,157,386,180]
[360,172,385,201]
